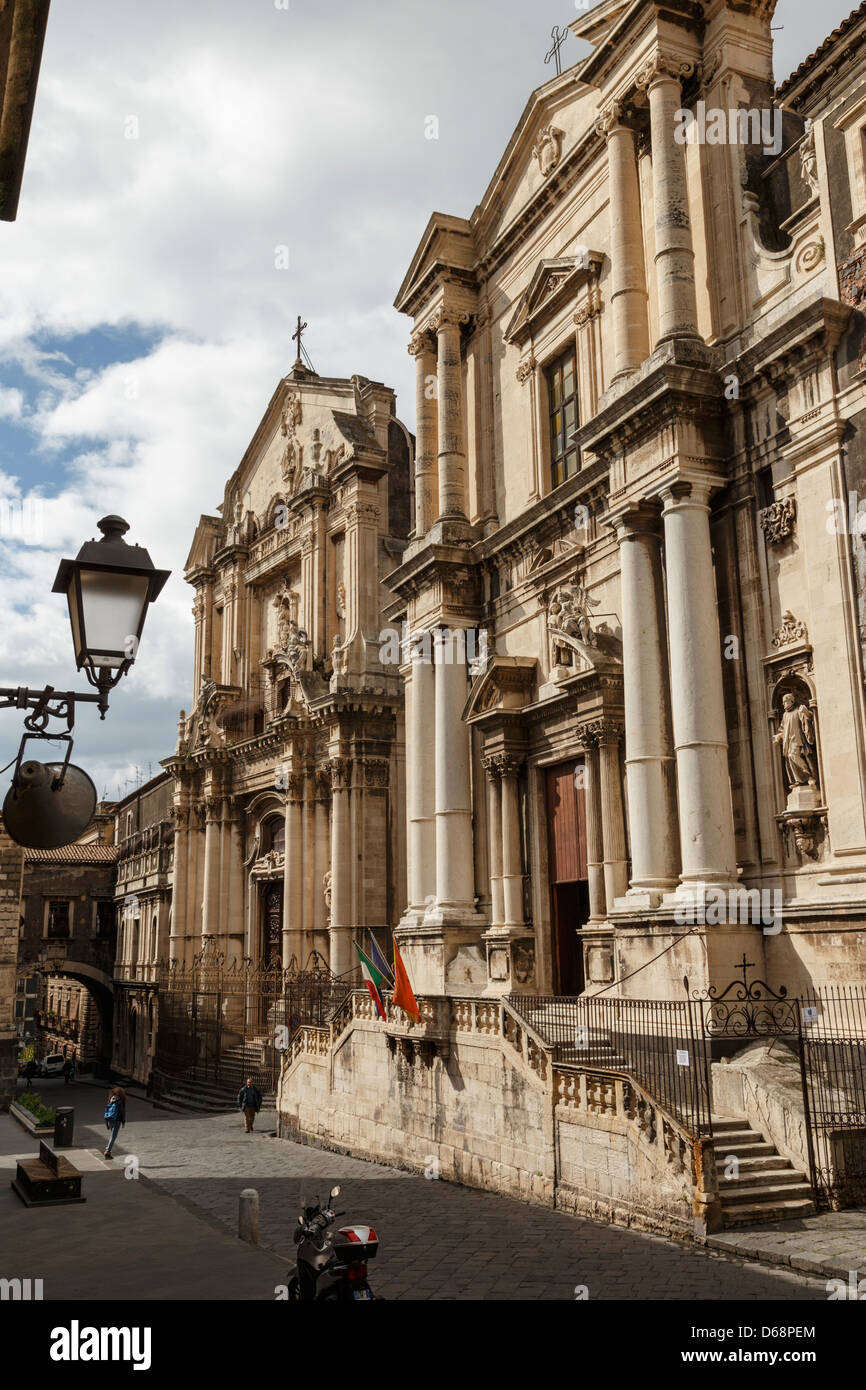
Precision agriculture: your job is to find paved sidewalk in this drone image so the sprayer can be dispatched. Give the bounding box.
[709,1208,866,1283]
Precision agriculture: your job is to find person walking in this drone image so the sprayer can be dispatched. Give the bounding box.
[237,1077,262,1133]
[23,1058,36,1089]
[62,1057,75,1085]
[103,1085,127,1159]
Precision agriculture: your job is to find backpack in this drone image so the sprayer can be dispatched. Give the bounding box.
[104,1097,119,1123]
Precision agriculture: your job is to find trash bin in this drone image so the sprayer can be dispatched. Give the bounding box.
[54,1107,74,1148]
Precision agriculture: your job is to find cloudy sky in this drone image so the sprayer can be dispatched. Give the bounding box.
[0,0,856,801]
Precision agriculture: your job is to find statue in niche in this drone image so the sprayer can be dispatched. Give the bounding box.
[323,870,332,924]
[272,579,299,652]
[549,579,599,646]
[775,692,819,790]
[284,620,310,679]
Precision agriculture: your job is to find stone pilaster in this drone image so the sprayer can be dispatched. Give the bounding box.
[483,756,504,929]
[581,742,606,923]
[328,758,352,976]
[431,629,475,915]
[586,719,628,912]
[283,772,304,969]
[401,646,436,919]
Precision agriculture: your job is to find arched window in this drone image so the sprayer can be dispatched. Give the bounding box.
[266,816,285,855]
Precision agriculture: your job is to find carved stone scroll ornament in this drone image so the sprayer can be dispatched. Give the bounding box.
[772,611,807,649]
[532,125,564,177]
[516,353,537,384]
[635,49,695,91]
[758,498,796,546]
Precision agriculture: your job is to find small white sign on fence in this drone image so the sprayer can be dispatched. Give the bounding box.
[802,1006,818,1024]
[676,1049,690,1067]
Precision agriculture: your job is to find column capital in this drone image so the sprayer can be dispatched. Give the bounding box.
[635,48,695,92]
[607,498,664,540]
[483,752,524,778]
[583,717,624,746]
[429,303,471,334]
[659,474,723,511]
[408,327,436,357]
[329,756,348,792]
[595,99,642,139]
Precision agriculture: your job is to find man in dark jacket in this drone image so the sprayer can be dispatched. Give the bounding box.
[237,1078,262,1132]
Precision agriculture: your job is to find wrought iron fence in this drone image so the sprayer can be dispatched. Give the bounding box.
[800,986,866,1209]
[505,993,713,1137]
[153,946,353,1095]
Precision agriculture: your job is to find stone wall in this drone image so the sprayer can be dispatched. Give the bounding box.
[278,993,718,1239]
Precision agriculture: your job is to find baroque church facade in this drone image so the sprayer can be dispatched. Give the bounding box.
[276,1,866,1227]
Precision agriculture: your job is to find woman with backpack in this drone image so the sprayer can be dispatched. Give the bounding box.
[103,1085,127,1158]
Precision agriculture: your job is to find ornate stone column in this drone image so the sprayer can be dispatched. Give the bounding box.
[613,503,680,904]
[661,479,737,888]
[581,741,606,923]
[225,804,245,967]
[432,305,469,520]
[483,757,504,929]
[500,755,525,929]
[636,49,700,344]
[597,101,650,378]
[283,772,304,968]
[201,795,222,939]
[403,645,436,916]
[313,764,331,960]
[587,719,629,911]
[432,629,475,913]
[409,328,438,538]
[328,758,352,977]
[169,805,188,964]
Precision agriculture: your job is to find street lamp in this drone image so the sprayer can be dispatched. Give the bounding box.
[0,515,170,849]
[52,514,169,705]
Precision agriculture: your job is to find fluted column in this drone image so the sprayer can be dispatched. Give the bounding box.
[328,759,352,976]
[597,101,650,378]
[483,758,504,929]
[432,306,469,520]
[662,479,737,888]
[403,647,436,914]
[582,743,606,922]
[432,629,474,911]
[225,807,245,967]
[613,503,680,901]
[588,720,628,911]
[282,773,304,968]
[637,49,700,343]
[409,328,438,538]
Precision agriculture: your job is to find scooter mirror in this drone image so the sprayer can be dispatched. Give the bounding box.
[297,1215,304,1225]
[330,1184,341,1198]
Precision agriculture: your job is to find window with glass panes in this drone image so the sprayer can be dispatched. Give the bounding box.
[546,346,579,487]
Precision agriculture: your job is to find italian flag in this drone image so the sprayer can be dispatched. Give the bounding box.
[354,940,387,1020]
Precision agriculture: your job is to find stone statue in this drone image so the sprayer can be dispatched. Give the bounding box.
[800,121,820,199]
[272,580,299,653]
[331,632,347,681]
[775,693,818,789]
[284,620,310,679]
[323,870,332,921]
[548,578,599,648]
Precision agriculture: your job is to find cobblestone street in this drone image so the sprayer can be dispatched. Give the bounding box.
[1,1079,833,1301]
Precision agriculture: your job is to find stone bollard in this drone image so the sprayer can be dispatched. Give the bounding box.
[238,1187,259,1244]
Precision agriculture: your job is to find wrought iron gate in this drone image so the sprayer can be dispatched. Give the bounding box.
[687,960,866,1210]
[154,945,352,1095]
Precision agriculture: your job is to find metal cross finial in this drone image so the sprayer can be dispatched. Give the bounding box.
[736,953,756,989]
[544,24,569,77]
[292,315,307,368]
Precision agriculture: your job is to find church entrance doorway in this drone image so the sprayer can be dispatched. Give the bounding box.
[545,760,588,995]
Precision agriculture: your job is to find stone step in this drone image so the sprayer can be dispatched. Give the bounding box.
[716,1140,777,1159]
[719,1179,813,1206]
[715,1153,793,1175]
[710,1116,752,1132]
[717,1167,802,1192]
[721,1197,815,1226]
[712,1127,763,1145]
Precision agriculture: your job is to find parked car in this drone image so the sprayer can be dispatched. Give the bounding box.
[37,1053,66,1077]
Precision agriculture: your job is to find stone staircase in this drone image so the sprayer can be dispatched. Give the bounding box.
[153,1073,276,1116]
[713,1115,815,1226]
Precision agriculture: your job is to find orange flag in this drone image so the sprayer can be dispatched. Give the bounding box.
[392,940,420,1023]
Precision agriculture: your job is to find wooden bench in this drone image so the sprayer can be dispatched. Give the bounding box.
[10,1141,86,1207]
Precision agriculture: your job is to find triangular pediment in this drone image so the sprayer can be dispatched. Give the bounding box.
[463,656,537,724]
[505,254,603,346]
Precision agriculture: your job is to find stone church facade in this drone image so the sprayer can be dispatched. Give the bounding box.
[162,362,411,980]
[277,2,866,1230]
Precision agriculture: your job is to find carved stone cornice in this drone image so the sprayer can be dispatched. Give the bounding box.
[363,758,390,788]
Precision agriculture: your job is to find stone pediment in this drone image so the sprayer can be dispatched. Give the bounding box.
[505,254,603,347]
[463,657,536,724]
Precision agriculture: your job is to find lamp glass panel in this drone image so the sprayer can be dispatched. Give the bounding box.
[79,570,150,667]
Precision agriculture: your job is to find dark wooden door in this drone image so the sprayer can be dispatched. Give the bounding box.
[545,761,589,994]
[264,881,283,965]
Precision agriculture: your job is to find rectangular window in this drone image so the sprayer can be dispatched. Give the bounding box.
[95,901,115,937]
[46,901,70,939]
[546,345,580,488]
